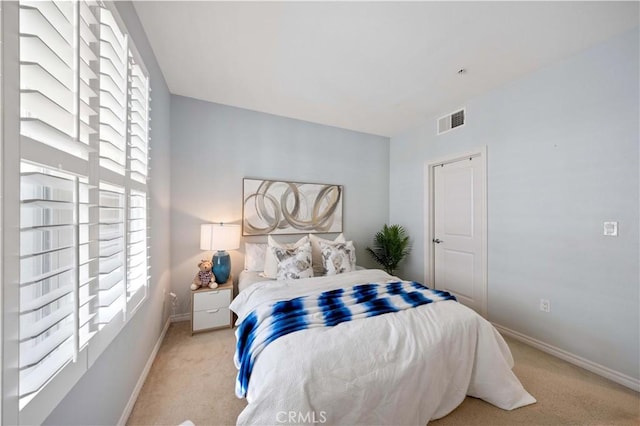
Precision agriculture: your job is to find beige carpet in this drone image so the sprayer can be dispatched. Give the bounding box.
[127,321,639,426]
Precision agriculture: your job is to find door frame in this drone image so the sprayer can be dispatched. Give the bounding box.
[423,146,488,317]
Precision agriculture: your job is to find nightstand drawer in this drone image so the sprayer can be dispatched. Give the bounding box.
[190,279,233,335]
[193,307,231,331]
[193,288,231,311]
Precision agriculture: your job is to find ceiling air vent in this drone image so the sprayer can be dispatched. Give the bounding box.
[437,108,465,135]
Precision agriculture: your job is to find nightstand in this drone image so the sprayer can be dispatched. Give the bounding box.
[191,279,233,335]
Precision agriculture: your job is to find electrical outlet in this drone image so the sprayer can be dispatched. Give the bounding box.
[169,292,177,316]
[539,299,551,313]
[604,221,618,236]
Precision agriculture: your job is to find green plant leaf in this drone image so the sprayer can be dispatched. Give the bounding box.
[366,224,411,275]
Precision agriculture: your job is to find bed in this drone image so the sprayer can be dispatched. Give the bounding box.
[230,267,535,425]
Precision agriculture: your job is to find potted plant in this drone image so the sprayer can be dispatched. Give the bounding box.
[366,224,411,275]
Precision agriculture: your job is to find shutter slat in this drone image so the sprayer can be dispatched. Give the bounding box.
[79,1,97,26]
[20,269,75,312]
[99,40,125,76]
[20,7,73,65]
[80,78,97,103]
[100,58,126,90]
[21,325,73,368]
[19,338,74,396]
[80,38,97,65]
[98,295,124,324]
[99,281,124,307]
[20,303,74,341]
[100,11,125,49]
[99,107,125,136]
[100,88,125,112]
[21,36,73,89]
[21,91,74,135]
[99,239,124,257]
[79,58,97,85]
[99,267,123,291]
[20,224,74,256]
[80,17,97,44]
[20,66,73,113]
[130,135,147,153]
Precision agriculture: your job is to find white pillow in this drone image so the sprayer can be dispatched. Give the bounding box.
[272,242,313,280]
[264,235,310,279]
[309,233,346,275]
[244,242,267,272]
[321,241,356,276]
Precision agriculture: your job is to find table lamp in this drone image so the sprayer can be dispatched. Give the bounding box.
[201,223,241,284]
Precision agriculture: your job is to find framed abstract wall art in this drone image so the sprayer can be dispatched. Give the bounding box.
[242,178,343,236]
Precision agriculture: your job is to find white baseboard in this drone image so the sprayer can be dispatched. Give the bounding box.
[170,312,190,323]
[493,322,640,392]
[118,317,171,426]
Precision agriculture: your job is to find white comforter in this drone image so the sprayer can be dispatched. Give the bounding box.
[230,269,535,425]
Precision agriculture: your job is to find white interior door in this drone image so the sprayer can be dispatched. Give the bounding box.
[433,155,486,316]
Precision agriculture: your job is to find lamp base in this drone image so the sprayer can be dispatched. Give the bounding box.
[212,250,231,284]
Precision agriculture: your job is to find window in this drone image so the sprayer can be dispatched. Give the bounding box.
[3,1,151,423]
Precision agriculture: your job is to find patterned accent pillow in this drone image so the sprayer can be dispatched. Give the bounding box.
[264,235,310,278]
[272,242,313,280]
[309,233,346,276]
[320,241,356,276]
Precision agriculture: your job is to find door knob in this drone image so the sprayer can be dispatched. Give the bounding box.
[433,238,443,244]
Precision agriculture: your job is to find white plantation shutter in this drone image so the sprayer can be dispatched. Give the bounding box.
[127,190,148,312]
[19,0,89,159]
[18,0,99,404]
[128,56,149,184]
[78,1,98,148]
[8,0,151,420]
[98,183,126,325]
[77,177,98,349]
[19,165,78,398]
[77,0,99,352]
[99,7,127,175]
[126,49,150,313]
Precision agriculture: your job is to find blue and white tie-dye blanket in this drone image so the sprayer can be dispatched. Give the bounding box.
[234,280,456,398]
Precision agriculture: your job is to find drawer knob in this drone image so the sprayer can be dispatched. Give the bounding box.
[206,309,220,314]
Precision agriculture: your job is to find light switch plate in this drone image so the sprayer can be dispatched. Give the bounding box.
[603,221,618,236]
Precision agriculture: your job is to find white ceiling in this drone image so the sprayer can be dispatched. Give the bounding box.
[133,1,639,137]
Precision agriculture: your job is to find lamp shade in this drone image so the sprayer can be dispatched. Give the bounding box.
[200,223,241,251]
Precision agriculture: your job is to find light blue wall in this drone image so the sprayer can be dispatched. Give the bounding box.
[44,2,172,424]
[170,96,390,314]
[389,29,639,380]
